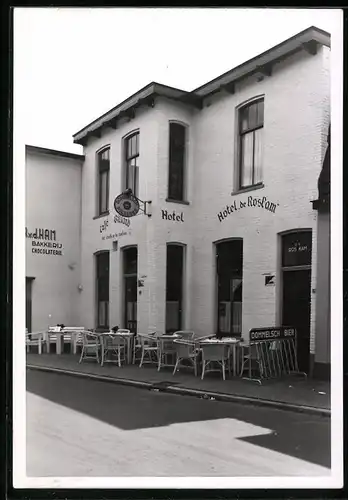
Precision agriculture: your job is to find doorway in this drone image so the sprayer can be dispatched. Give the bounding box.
[123,247,137,332]
[281,231,312,373]
[26,277,34,333]
[166,244,184,333]
[216,240,243,337]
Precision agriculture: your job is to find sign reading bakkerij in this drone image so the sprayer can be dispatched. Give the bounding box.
[217,195,279,222]
[114,193,140,218]
[26,228,63,256]
[249,326,296,341]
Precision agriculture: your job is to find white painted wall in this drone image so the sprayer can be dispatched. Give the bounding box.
[26,149,83,331]
[78,45,330,349]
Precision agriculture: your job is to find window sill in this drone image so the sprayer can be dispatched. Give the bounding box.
[93,211,110,220]
[231,183,264,196]
[165,198,190,206]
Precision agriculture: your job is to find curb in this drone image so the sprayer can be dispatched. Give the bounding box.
[26,364,331,418]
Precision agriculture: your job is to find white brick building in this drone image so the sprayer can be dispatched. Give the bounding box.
[26,26,331,376]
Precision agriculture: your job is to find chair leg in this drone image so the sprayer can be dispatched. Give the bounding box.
[222,360,226,381]
[139,348,144,368]
[201,360,206,380]
[79,346,84,363]
[118,350,121,368]
[157,352,161,371]
[101,347,105,367]
[173,357,180,375]
[194,357,197,377]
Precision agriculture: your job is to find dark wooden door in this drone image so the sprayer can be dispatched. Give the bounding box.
[124,276,137,332]
[282,269,311,372]
[26,278,33,333]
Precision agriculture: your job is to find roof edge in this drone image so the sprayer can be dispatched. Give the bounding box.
[26,145,85,161]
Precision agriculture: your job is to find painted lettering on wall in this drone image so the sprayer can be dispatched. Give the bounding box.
[114,214,131,227]
[217,195,279,222]
[26,227,63,256]
[102,230,131,241]
[161,209,184,222]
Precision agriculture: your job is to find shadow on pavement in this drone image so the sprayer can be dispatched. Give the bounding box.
[26,368,330,468]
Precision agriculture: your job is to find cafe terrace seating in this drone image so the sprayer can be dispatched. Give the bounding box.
[100,333,126,367]
[79,330,101,364]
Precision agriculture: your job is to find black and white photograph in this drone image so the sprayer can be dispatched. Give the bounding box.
[13,7,343,490]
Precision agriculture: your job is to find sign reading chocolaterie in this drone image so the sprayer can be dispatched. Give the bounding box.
[26,227,64,256]
[161,209,184,222]
[249,326,296,341]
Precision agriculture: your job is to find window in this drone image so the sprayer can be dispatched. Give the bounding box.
[166,244,184,333]
[168,123,186,201]
[96,251,109,329]
[125,132,139,197]
[98,148,110,215]
[239,99,264,189]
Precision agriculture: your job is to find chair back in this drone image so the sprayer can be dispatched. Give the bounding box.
[174,339,195,358]
[138,333,157,347]
[200,342,229,361]
[101,333,125,348]
[82,330,100,346]
[157,337,176,354]
[174,330,195,341]
[117,329,131,334]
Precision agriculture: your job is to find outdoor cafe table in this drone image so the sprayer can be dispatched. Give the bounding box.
[99,331,135,364]
[199,337,242,376]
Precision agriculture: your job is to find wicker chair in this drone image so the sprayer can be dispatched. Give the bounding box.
[200,343,230,380]
[100,333,126,367]
[173,339,198,376]
[138,333,158,367]
[26,331,43,354]
[79,330,101,364]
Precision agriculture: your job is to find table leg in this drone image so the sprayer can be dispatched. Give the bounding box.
[46,337,51,354]
[56,334,62,355]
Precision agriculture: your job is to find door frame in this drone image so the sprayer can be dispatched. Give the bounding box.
[26,277,35,333]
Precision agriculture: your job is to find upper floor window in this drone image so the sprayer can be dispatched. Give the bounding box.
[125,132,139,197]
[239,99,264,189]
[168,123,186,202]
[98,148,110,215]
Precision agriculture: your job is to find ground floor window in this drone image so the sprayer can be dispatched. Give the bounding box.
[216,239,243,337]
[96,251,109,329]
[166,244,184,333]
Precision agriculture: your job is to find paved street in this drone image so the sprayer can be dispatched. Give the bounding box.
[26,369,330,477]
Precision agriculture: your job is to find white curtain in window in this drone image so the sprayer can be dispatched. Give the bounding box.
[241,132,253,187]
[100,171,108,213]
[254,128,263,184]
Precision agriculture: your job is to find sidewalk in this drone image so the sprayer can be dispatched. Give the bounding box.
[26,353,330,416]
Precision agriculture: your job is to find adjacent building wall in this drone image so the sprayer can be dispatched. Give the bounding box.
[26,148,83,330]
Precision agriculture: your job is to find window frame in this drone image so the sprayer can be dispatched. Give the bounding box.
[124,131,140,197]
[238,98,264,190]
[167,121,188,203]
[97,147,110,216]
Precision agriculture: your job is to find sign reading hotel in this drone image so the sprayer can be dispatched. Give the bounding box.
[161,209,184,222]
[26,227,64,256]
[217,195,279,222]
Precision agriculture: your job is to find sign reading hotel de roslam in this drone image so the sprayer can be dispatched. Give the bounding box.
[217,194,280,222]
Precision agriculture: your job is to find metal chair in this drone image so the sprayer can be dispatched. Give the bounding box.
[26,331,43,354]
[138,333,158,367]
[173,339,198,376]
[100,333,126,367]
[200,343,230,380]
[79,330,101,364]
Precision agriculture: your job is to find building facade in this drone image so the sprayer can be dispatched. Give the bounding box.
[26,26,331,376]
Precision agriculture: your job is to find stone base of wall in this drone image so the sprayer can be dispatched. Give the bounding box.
[312,361,331,381]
